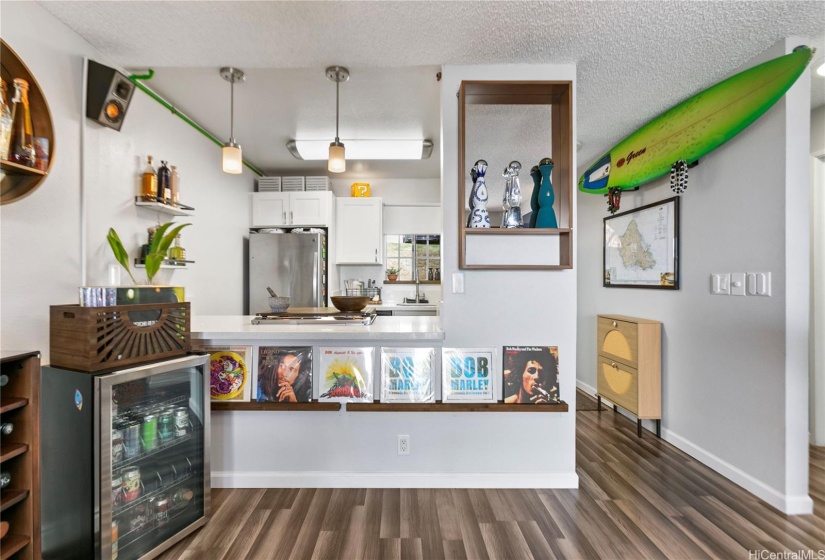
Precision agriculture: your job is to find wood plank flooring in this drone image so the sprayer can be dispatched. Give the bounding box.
[157,404,825,559]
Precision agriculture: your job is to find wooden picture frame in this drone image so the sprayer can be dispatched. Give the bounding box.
[603,196,680,289]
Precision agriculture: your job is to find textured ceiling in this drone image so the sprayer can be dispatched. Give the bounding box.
[38,0,825,183]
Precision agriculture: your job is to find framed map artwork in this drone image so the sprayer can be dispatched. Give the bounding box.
[604,196,679,289]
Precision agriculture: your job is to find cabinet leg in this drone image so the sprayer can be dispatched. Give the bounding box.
[637,419,642,438]
[596,395,601,413]
[614,404,618,412]
[656,420,661,438]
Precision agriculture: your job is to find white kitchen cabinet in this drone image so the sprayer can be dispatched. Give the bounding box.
[336,198,383,264]
[251,191,334,227]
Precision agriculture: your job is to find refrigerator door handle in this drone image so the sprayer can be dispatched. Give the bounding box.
[283,211,286,224]
[313,251,319,300]
[290,210,294,224]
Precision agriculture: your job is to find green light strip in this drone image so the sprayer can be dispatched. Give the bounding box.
[129,69,264,177]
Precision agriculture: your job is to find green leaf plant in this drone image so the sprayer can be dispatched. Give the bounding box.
[107,222,191,284]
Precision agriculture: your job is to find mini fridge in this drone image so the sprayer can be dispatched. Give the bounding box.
[40,354,210,559]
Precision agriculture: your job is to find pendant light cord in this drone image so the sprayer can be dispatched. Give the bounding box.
[230,78,235,142]
[335,79,340,143]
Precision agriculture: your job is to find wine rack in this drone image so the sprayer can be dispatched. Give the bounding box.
[0,351,40,560]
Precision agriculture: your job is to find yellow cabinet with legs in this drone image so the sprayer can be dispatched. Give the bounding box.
[596,314,662,437]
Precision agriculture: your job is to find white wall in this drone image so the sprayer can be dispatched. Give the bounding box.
[441,64,578,483]
[575,39,812,513]
[1,2,252,361]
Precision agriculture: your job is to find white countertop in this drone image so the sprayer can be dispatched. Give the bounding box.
[191,314,444,341]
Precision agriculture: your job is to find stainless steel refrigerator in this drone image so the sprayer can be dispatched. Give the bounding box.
[248,230,328,313]
[40,354,210,560]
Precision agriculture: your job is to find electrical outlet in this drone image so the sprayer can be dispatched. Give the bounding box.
[397,434,410,455]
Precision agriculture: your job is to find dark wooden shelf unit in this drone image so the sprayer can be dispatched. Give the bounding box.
[0,490,29,513]
[211,401,341,412]
[1,40,55,206]
[458,80,573,270]
[1,534,30,560]
[0,443,28,463]
[0,398,28,415]
[346,400,569,413]
[0,350,41,560]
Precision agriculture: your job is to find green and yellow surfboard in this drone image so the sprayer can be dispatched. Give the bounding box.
[579,46,814,194]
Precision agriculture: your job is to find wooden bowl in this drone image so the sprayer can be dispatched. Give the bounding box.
[330,296,370,312]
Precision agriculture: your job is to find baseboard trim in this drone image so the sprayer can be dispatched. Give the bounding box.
[212,471,579,489]
[662,429,814,515]
[576,380,597,395]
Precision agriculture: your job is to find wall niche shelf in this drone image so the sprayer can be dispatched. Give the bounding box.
[458,80,573,270]
[1,39,56,206]
[134,196,195,217]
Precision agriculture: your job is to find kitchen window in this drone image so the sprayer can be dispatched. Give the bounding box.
[385,234,441,282]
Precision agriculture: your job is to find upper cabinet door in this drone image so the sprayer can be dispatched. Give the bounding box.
[251,193,289,227]
[336,198,383,264]
[291,191,332,226]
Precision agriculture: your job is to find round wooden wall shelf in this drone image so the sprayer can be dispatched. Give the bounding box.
[1,39,55,205]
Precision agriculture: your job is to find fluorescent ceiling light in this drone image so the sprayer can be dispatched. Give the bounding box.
[288,139,433,160]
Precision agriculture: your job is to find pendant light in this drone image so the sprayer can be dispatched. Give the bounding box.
[220,67,245,174]
[326,66,349,173]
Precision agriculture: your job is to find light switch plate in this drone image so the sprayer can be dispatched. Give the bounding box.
[452,272,465,294]
[748,271,771,296]
[730,272,746,296]
[711,273,730,295]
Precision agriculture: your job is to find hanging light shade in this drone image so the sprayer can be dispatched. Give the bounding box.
[326,66,349,173]
[220,67,245,174]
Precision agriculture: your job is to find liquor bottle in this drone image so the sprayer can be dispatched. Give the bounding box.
[170,165,180,205]
[157,160,171,203]
[8,78,36,167]
[0,79,12,160]
[0,422,12,436]
[0,471,10,489]
[168,235,186,261]
[141,155,158,200]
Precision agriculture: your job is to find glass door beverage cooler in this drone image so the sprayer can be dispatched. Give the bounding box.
[41,354,210,559]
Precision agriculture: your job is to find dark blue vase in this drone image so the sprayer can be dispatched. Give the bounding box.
[536,157,558,228]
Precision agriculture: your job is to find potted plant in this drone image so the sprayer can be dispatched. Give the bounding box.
[108,221,191,285]
[386,267,399,281]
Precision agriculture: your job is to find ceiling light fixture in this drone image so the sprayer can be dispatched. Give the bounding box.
[287,139,434,161]
[817,61,825,77]
[326,66,349,173]
[220,67,245,174]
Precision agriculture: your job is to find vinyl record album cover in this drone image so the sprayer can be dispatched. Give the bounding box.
[193,344,252,402]
[502,346,560,404]
[257,346,313,402]
[441,348,496,403]
[318,347,374,402]
[380,347,436,403]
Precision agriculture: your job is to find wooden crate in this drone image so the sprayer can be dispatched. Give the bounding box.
[50,302,190,373]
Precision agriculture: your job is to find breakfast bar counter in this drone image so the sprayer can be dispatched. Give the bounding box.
[191,314,444,341]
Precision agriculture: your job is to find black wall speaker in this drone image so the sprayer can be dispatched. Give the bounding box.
[86,60,135,131]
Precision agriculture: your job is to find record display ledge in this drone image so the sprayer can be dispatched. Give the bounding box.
[211,401,568,412]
